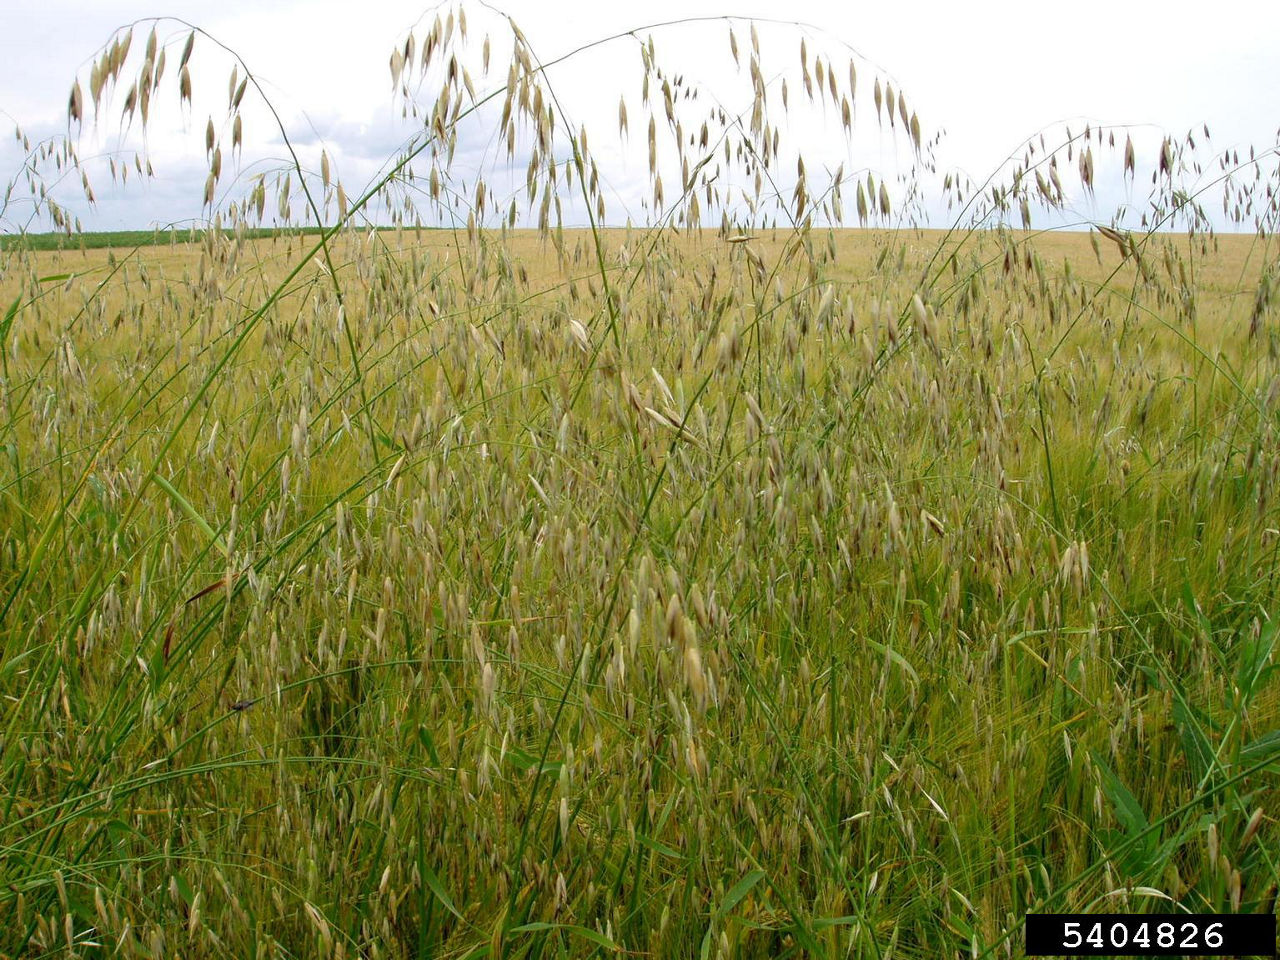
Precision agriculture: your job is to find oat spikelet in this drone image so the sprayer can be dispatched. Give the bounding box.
[911,293,927,327]
[685,644,707,713]
[922,511,945,536]
[815,284,835,326]
[304,902,333,955]
[1079,146,1094,193]
[121,83,137,126]
[89,61,103,113]
[1097,224,1129,260]
[1240,808,1265,852]
[68,82,83,127]
[390,47,406,89]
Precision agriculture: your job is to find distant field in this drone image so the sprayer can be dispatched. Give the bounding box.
[0,225,346,252]
[1,221,1277,957]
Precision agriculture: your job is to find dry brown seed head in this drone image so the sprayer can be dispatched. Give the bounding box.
[815,284,835,325]
[685,645,706,711]
[89,61,103,108]
[1059,542,1078,586]
[911,293,927,326]
[68,81,84,127]
[390,48,405,88]
[1240,808,1265,852]
[121,83,137,123]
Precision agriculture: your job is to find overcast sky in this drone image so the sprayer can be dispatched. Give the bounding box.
[2,0,1278,233]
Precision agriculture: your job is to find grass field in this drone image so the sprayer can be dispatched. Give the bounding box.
[1,221,1277,957]
[0,226,403,253]
[2,7,1279,958]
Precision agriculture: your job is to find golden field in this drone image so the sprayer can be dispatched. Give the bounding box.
[0,221,1277,957]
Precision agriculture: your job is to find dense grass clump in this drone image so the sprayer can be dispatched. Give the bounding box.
[1,5,1278,957]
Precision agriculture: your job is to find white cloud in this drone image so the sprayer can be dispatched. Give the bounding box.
[2,0,1277,232]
